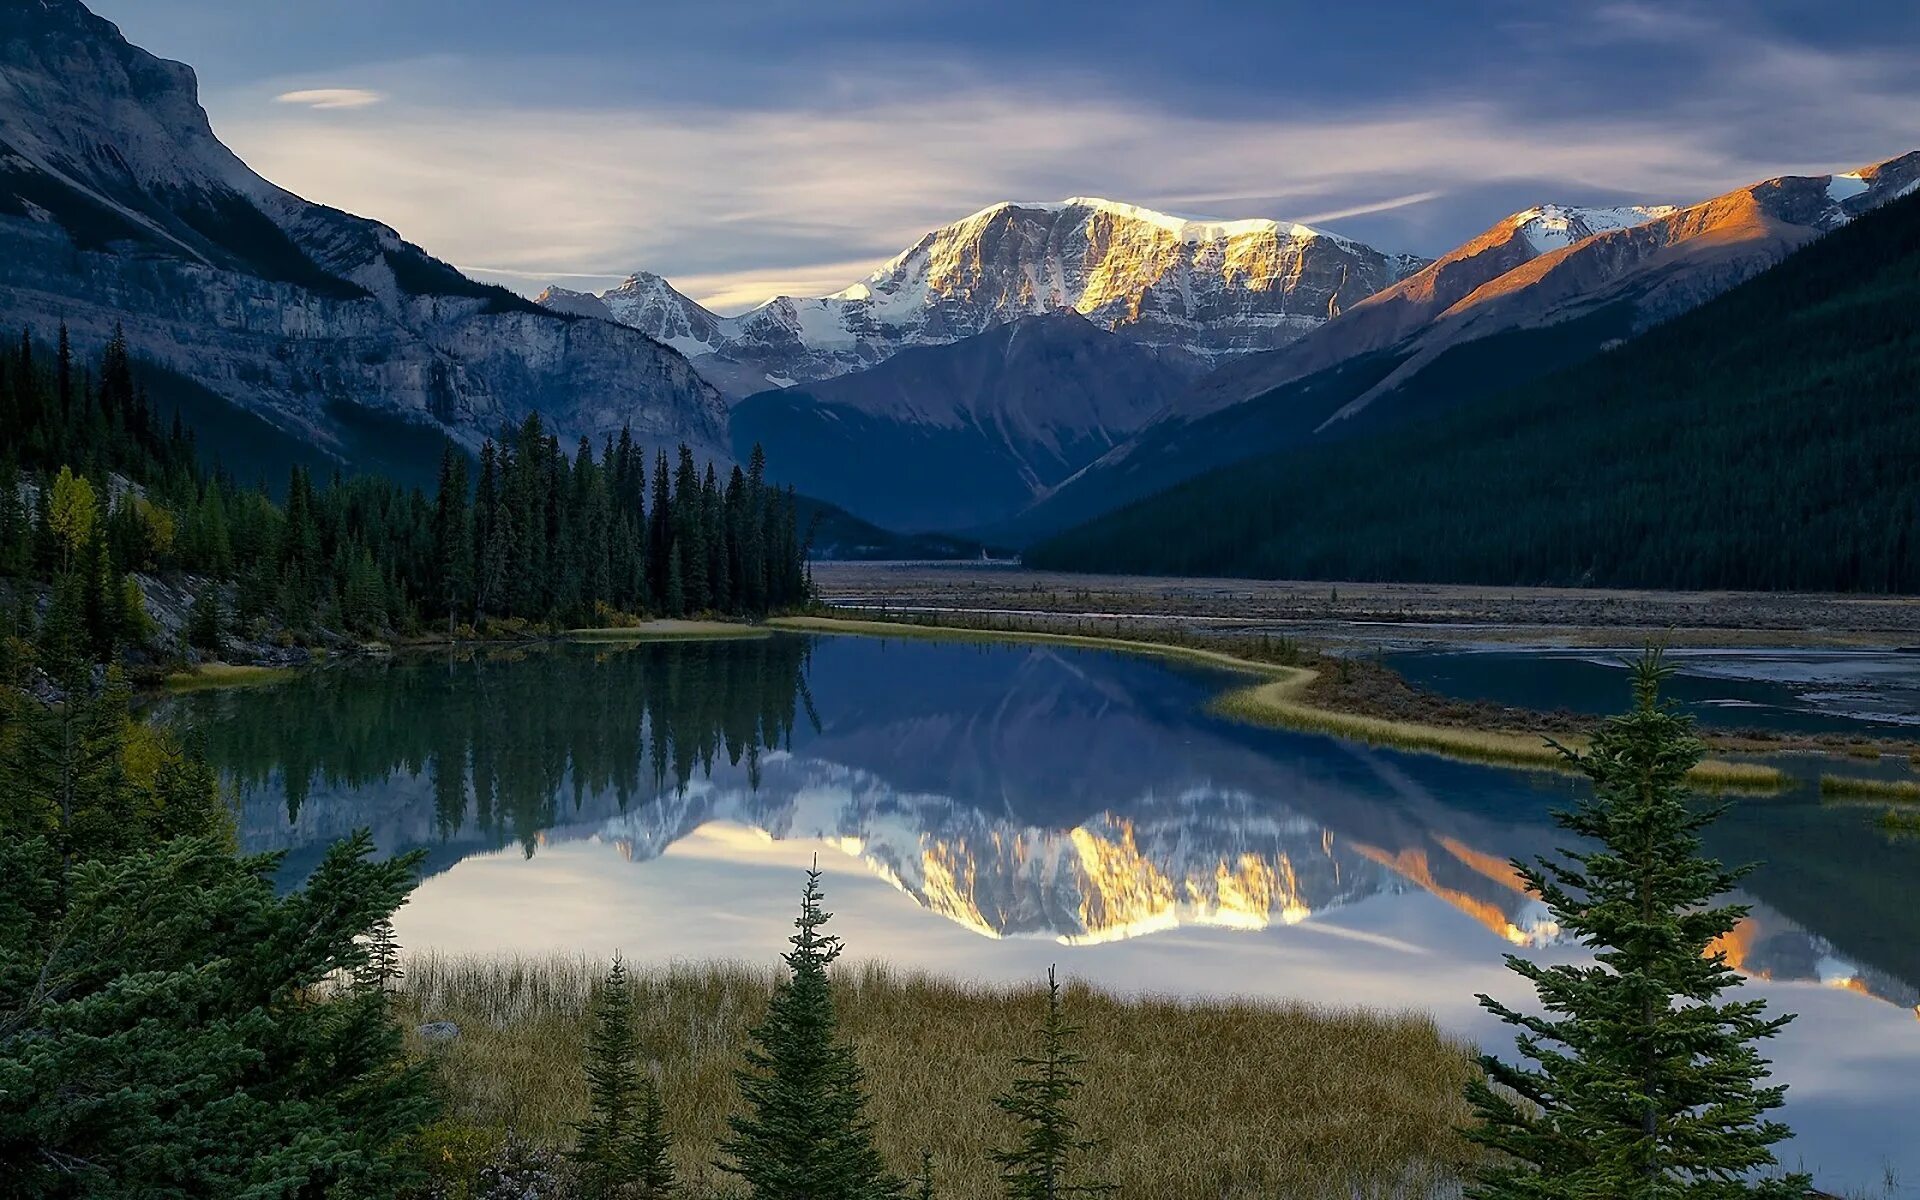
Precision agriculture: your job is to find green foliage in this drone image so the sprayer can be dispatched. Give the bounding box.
[357,916,404,994]
[719,865,900,1200]
[0,833,435,1199]
[1464,652,1809,1199]
[571,956,676,1199]
[1031,189,1920,592]
[0,324,812,662]
[0,669,436,1197]
[991,966,1110,1200]
[187,580,222,653]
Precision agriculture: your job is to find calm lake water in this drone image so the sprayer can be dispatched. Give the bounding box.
[155,634,1920,1195]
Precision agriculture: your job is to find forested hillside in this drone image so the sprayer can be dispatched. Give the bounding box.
[0,321,810,675]
[1029,189,1920,592]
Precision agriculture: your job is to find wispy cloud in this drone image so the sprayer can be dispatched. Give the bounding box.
[1293,191,1447,226]
[202,4,1919,312]
[274,88,385,110]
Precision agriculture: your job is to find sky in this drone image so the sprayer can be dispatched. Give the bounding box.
[87,0,1920,313]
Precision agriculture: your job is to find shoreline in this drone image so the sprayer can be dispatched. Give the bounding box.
[772,615,1788,790]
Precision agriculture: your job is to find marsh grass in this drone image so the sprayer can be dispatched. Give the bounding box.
[401,954,1479,1200]
[1820,774,1920,803]
[161,662,297,692]
[1211,677,1778,792]
[1878,808,1920,835]
[566,620,770,642]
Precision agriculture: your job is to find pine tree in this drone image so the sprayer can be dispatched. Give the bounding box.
[719,864,899,1200]
[1464,651,1809,1199]
[573,956,677,1199]
[632,1063,677,1200]
[432,444,473,633]
[356,916,403,993]
[187,581,223,654]
[992,966,1110,1200]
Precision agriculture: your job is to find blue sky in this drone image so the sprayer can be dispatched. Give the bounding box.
[89,0,1920,311]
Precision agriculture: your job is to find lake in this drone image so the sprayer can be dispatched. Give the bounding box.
[155,633,1920,1195]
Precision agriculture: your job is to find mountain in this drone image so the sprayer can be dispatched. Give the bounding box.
[1026,183,1920,592]
[729,311,1205,531]
[1011,154,1920,541]
[0,0,729,467]
[539,198,1427,396]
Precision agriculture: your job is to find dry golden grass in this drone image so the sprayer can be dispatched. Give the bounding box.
[1819,774,1920,803]
[401,955,1480,1200]
[565,620,770,641]
[1212,676,1781,792]
[161,662,297,692]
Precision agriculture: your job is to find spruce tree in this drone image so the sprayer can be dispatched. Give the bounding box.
[992,966,1110,1200]
[356,916,403,993]
[573,956,677,1199]
[1465,651,1809,1199]
[719,864,899,1200]
[187,581,223,654]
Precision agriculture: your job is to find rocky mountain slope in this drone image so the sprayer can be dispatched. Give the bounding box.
[540,198,1427,396]
[729,312,1205,530]
[1027,183,1920,591]
[1013,153,1920,541]
[0,0,729,466]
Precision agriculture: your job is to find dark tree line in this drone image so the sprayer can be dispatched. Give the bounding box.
[1030,188,1920,593]
[0,321,811,665]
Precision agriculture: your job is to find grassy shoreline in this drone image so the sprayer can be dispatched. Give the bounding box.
[401,954,1479,1199]
[776,614,1786,790]
[160,661,299,692]
[1819,774,1920,803]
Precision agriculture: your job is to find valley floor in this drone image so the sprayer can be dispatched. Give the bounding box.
[810,563,1920,649]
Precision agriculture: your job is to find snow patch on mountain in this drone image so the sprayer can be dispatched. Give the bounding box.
[1512,204,1679,254]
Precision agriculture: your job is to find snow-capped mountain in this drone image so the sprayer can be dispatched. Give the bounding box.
[1012,153,1920,541]
[1188,153,1920,423]
[0,0,728,464]
[539,198,1429,396]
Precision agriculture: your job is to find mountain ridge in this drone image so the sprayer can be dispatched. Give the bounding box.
[539,196,1429,396]
[1007,152,1920,542]
[0,0,731,467]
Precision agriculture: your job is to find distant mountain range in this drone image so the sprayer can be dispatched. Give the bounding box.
[1028,180,1920,592]
[539,198,1428,397]
[7,0,1918,568]
[0,0,727,467]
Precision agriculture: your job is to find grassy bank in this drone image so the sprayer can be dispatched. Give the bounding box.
[768,613,1284,675]
[1819,774,1920,802]
[161,662,298,692]
[565,619,771,642]
[1217,675,1782,791]
[780,613,1785,791]
[401,955,1479,1200]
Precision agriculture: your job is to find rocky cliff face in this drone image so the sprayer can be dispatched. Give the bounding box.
[0,0,729,464]
[541,198,1428,396]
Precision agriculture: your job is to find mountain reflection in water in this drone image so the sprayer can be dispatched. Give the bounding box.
[156,635,1920,1018]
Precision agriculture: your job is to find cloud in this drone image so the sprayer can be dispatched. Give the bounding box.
[1291,191,1447,226]
[273,88,385,110]
[204,10,1920,311]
